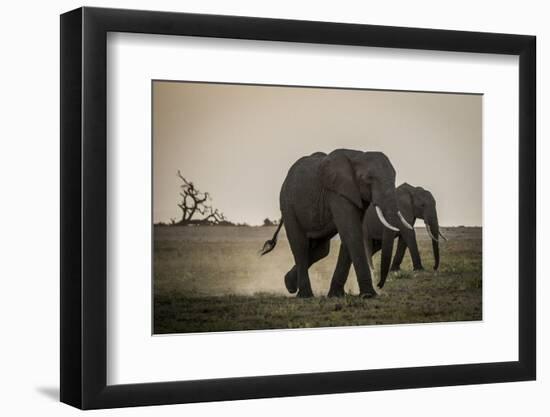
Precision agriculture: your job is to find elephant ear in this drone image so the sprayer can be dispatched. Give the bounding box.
[397,184,415,219]
[319,152,363,209]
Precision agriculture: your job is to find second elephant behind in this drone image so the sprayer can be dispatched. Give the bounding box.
[363,182,447,287]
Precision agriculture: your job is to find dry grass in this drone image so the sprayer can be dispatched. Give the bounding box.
[153,226,482,334]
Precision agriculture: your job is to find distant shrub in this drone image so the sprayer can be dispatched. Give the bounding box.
[262,218,277,226]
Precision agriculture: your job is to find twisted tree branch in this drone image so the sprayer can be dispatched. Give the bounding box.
[175,171,228,225]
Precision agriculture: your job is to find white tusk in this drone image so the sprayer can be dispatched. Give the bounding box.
[398,211,414,230]
[439,230,448,241]
[375,206,399,232]
[425,224,439,242]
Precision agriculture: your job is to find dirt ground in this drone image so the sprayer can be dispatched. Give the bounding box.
[153,225,482,334]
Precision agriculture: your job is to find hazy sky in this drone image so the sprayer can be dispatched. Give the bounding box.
[153,81,482,226]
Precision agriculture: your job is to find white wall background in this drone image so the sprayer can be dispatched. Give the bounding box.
[0,0,545,415]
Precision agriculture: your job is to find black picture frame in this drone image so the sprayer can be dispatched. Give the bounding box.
[60,6,536,410]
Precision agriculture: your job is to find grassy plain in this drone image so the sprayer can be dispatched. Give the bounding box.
[153,225,482,334]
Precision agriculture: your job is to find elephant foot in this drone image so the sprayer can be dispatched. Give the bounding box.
[297,288,314,298]
[413,266,425,272]
[284,271,298,294]
[359,291,377,299]
[327,287,345,298]
[390,265,401,272]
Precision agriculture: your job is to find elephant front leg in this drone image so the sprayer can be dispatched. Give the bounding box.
[327,242,352,297]
[404,229,424,271]
[408,232,424,271]
[390,236,407,271]
[295,264,313,297]
[331,203,377,298]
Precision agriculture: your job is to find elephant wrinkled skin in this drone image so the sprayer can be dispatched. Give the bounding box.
[261,149,411,298]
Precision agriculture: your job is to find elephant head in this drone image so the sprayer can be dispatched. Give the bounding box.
[320,150,413,287]
[399,183,446,270]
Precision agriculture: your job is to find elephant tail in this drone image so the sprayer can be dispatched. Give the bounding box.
[259,219,284,256]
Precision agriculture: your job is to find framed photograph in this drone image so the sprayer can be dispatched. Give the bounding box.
[60,7,536,409]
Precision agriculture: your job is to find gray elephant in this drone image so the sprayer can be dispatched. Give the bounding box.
[363,182,447,288]
[260,149,414,298]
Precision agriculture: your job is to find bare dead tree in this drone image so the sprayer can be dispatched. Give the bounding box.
[175,171,228,225]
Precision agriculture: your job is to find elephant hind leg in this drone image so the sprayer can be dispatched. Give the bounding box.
[284,216,314,297]
[285,239,330,294]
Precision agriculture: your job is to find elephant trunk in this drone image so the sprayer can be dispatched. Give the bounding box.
[372,183,403,232]
[374,188,402,287]
[375,206,399,231]
[425,213,440,271]
[432,237,440,271]
[378,227,395,288]
[398,211,414,230]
